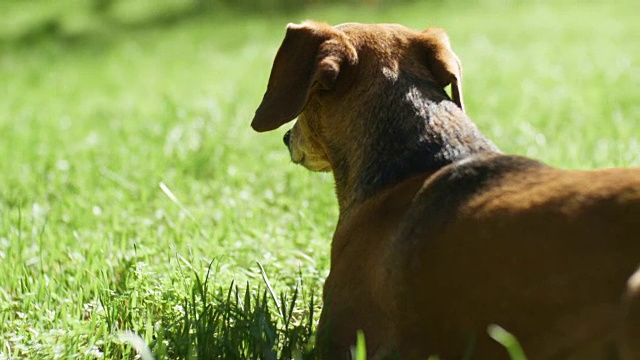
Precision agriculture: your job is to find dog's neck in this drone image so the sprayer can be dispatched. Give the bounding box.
[328,77,500,213]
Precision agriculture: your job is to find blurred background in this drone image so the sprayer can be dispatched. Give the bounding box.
[1,0,638,359]
[2,0,638,165]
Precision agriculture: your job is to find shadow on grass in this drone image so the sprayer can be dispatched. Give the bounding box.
[0,0,434,47]
[2,1,233,47]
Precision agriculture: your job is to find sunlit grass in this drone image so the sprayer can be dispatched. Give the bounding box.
[0,0,638,358]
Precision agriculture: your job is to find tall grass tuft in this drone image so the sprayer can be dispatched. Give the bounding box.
[120,262,319,359]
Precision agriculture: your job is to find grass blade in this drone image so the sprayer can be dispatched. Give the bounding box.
[487,324,528,360]
[352,330,367,360]
[119,331,156,360]
[256,261,283,318]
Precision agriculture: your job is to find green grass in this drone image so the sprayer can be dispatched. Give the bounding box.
[0,0,638,358]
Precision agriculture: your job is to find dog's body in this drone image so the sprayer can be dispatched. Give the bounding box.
[252,21,640,359]
[323,152,640,359]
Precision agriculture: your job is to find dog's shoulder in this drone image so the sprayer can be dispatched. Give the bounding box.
[417,152,546,208]
[398,153,547,239]
[434,152,546,189]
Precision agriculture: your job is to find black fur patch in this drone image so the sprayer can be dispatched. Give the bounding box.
[342,72,499,203]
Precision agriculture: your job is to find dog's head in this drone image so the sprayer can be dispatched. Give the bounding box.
[252,21,464,172]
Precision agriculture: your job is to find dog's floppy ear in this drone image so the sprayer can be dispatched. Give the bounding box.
[252,21,357,132]
[418,28,465,112]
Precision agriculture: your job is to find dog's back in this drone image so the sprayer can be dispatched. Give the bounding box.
[390,153,640,359]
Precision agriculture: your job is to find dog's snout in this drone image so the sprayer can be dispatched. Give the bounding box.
[283,130,291,147]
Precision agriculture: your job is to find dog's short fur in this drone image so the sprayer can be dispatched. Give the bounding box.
[252,21,640,359]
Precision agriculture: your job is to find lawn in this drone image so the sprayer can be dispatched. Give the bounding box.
[0,0,638,359]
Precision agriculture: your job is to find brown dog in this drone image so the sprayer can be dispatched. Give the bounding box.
[251,21,640,359]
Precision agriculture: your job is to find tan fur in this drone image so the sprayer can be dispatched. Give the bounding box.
[252,21,640,359]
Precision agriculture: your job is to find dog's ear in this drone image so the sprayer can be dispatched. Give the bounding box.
[418,28,465,112]
[252,21,357,132]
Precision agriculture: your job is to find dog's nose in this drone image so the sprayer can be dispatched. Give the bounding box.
[283,130,291,147]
